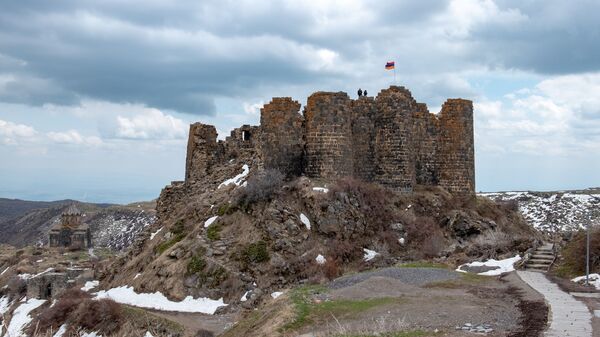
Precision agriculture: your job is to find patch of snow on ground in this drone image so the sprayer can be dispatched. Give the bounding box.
[204,216,219,228]
[6,298,46,337]
[313,187,329,193]
[456,255,521,276]
[300,213,311,230]
[81,280,99,291]
[0,296,10,315]
[240,291,249,302]
[271,292,283,299]
[218,164,249,189]
[315,254,326,265]
[1,267,8,275]
[145,332,154,337]
[398,237,405,245]
[80,332,102,337]
[134,273,141,280]
[150,227,163,240]
[363,248,379,262]
[94,286,226,314]
[572,274,600,289]
[52,324,67,337]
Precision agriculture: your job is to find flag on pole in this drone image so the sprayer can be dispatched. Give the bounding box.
[385,61,395,70]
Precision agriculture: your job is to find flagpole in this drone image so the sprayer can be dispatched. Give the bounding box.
[394,67,396,84]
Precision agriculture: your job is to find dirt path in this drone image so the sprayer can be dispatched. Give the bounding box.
[149,310,238,337]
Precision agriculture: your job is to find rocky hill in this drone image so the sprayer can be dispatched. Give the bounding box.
[0,199,156,251]
[480,188,600,233]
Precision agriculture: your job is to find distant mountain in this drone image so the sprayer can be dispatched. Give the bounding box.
[480,188,600,233]
[0,198,156,250]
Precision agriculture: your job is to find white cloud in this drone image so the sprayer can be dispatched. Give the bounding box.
[476,72,600,156]
[243,101,264,116]
[47,130,102,146]
[0,119,37,145]
[114,109,187,140]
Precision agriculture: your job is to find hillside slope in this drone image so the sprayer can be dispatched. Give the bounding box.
[100,155,539,311]
[480,188,600,233]
[0,200,156,250]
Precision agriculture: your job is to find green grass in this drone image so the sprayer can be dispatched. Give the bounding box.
[206,224,221,241]
[396,261,449,269]
[155,233,185,254]
[332,330,434,337]
[283,285,401,331]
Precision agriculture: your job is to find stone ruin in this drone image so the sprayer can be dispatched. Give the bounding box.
[48,204,92,249]
[184,86,475,195]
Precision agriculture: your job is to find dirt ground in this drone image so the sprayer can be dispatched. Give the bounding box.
[288,269,544,337]
[150,310,239,337]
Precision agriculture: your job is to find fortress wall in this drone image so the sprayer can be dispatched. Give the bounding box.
[373,86,417,191]
[259,98,304,176]
[304,92,353,180]
[438,99,475,194]
[350,98,377,181]
[185,123,219,183]
[414,104,441,186]
[223,124,261,161]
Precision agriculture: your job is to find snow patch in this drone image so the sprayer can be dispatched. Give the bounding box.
[80,332,102,337]
[94,286,226,314]
[398,237,405,245]
[218,164,249,189]
[145,332,154,337]
[271,291,283,299]
[1,267,9,275]
[240,291,249,302]
[313,187,329,193]
[300,213,311,230]
[0,296,10,315]
[134,273,141,280]
[456,255,521,276]
[150,227,163,240]
[6,298,46,337]
[204,216,219,228]
[315,254,326,265]
[363,248,379,262]
[53,324,67,337]
[81,280,99,291]
[572,274,600,289]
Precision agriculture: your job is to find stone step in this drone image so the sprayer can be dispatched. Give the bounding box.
[525,264,550,270]
[531,253,554,259]
[528,259,553,265]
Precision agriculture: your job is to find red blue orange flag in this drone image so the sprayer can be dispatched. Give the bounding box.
[385,61,395,70]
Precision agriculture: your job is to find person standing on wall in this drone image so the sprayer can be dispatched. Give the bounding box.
[363,89,368,97]
[357,88,362,97]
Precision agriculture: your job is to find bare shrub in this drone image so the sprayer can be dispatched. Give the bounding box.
[234,169,284,209]
[421,232,445,258]
[6,276,26,300]
[560,227,600,276]
[72,298,123,335]
[327,239,361,263]
[195,330,215,337]
[323,259,341,280]
[328,177,397,229]
[29,288,92,334]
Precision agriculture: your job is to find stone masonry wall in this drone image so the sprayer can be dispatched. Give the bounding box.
[438,99,475,194]
[185,123,219,183]
[304,92,354,180]
[373,87,417,191]
[259,98,304,176]
[182,86,475,195]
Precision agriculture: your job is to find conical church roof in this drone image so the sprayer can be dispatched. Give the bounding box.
[62,204,82,216]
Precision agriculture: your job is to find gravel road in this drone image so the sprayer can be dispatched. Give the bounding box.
[328,267,460,289]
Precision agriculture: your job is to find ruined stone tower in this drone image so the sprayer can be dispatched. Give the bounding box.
[183,85,475,195]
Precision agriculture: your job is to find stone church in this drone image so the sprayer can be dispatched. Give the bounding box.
[48,204,92,249]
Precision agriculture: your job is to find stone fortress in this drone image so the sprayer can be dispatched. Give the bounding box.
[184,86,475,195]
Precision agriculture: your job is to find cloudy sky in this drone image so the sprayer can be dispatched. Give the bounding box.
[1,0,599,203]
